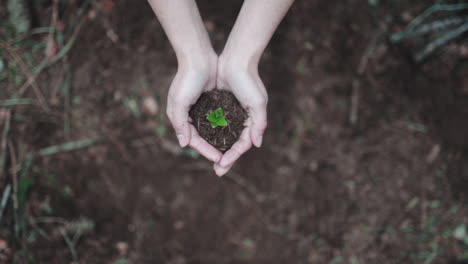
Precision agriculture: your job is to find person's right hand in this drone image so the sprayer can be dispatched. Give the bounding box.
[166,52,223,163]
[213,54,268,176]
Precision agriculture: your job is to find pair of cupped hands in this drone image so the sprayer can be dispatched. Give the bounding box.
[167,50,267,176]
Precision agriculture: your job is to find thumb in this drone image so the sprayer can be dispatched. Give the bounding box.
[167,105,191,147]
[249,100,267,148]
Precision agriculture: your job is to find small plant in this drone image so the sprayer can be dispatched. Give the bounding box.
[206,108,228,128]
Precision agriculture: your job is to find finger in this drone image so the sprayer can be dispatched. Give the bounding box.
[214,162,233,177]
[167,104,191,148]
[249,103,267,148]
[189,126,222,163]
[219,127,252,167]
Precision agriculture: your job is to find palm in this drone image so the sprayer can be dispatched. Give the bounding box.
[166,56,222,163]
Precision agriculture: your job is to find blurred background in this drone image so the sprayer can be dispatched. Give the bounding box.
[0,0,468,263]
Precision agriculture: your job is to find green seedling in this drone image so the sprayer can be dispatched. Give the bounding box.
[206,108,228,128]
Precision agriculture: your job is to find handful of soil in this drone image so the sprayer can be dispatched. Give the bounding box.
[189,90,247,153]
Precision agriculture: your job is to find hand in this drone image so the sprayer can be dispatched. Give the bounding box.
[166,52,223,163]
[213,54,268,176]
[149,0,291,176]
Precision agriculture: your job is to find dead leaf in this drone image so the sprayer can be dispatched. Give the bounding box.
[460,44,468,57]
[426,144,441,163]
[204,20,215,32]
[88,9,97,20]
[142,96,159,116]
[0,240,8,251]
[115,241,128,256]
[174,220,184,230]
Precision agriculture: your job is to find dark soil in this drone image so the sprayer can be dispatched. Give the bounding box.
[2,0,468,263]
[189,89,247,152]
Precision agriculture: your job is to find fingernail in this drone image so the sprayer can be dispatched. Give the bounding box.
[216,168,227,177]
[213,155,221,163]
[256,136,263,148]
[177,134,186,147]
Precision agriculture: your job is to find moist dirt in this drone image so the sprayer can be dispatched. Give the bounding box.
[189,89,247,153]
[2,0,468,263]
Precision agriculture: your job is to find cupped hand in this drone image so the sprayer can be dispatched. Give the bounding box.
[213,54,268,176]
[166,53,223,163]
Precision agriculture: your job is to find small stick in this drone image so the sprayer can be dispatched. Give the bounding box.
[228,123,236,137]
[46,0,59,56]
[30,216,67,225]
[1,44,49,111]
[349,80,360,126]
[38,138,97,156]
[8,141,18,211]
[60,228,79,262]
[407,3,468,32]
[0,184,11,224]
[18,6,88,97]
[0,111,11,180]
[0,98,32,106]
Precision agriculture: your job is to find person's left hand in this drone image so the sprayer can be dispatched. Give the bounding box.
[213,54,268,176]
[166,52,223,163]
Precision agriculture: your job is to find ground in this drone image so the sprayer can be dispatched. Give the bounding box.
[1,0,468,263]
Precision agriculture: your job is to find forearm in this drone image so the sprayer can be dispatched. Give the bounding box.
[147,0,215,67]
[221,0,295,68]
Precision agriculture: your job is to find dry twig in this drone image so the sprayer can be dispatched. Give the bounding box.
[349,80,360,126]
[7,141,18,211]
[0,111,11,180]
[18,6,88,97]
[1,44,49,111]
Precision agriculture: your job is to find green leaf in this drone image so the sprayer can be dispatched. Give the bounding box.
[206,108,228,128]
[215,108,224,118]
[217,118,228,127]
[207,112,217,122]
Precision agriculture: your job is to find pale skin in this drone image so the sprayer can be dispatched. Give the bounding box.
[148,0,294,176]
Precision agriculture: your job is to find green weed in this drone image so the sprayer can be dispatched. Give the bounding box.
[390,3,468,61]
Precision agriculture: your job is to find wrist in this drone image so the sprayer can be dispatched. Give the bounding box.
[218,51,259,76]
[219,50,260,71]
[178,48,217,75]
